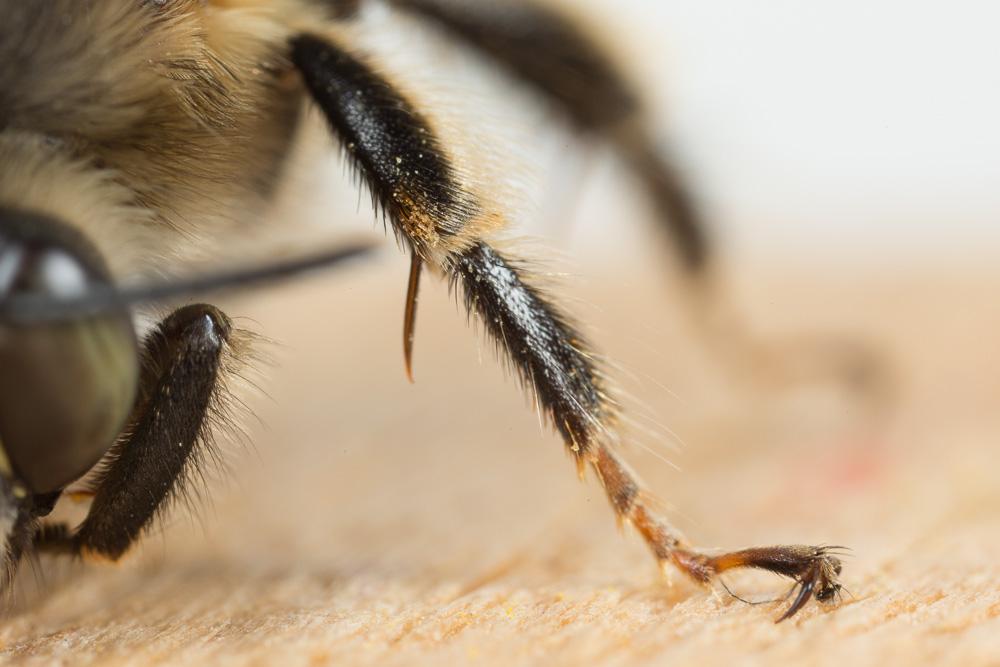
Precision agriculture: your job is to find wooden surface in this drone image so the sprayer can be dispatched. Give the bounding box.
[2,255,999,666]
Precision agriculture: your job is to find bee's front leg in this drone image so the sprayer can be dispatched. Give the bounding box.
[36,304,237,561]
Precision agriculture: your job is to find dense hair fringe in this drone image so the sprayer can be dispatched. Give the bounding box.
[446,243,619,454]
[294,33,483,262]
[76,323,262,544]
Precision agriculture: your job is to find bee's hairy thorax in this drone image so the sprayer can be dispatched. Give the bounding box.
[0,0,330,276]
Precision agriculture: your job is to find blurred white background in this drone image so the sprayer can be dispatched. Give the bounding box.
[575,0,1000,266]
[292,0,1000,272]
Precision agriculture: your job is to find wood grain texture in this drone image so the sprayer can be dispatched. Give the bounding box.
[2,256,998,667]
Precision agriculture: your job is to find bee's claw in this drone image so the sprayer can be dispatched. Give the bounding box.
[697,544,847,622]
[776,579,814,623]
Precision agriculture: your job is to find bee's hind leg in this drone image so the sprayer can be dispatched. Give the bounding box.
[35,304,236,561]
[387,0,891,406]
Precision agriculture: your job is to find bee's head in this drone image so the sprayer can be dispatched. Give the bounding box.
[0,208,139,562]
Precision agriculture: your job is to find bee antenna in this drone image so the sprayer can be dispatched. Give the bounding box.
[0,242,379,324]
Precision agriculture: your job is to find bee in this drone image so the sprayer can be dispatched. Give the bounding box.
[0,0,845,621]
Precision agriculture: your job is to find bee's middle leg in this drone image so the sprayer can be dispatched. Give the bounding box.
[36,304,235,561]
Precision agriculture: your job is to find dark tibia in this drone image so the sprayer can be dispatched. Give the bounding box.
[450,242,609,452]
[294,32,610,444]
[291,33,476,253]
[36,304,232,561]
[390,0,711,271]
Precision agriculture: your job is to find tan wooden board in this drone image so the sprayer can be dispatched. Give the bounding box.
[3,256,998,666]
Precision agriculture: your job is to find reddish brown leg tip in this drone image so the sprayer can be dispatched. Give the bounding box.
[699,545,847,622]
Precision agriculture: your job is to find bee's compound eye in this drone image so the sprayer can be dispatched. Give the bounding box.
[0,210,139,494]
